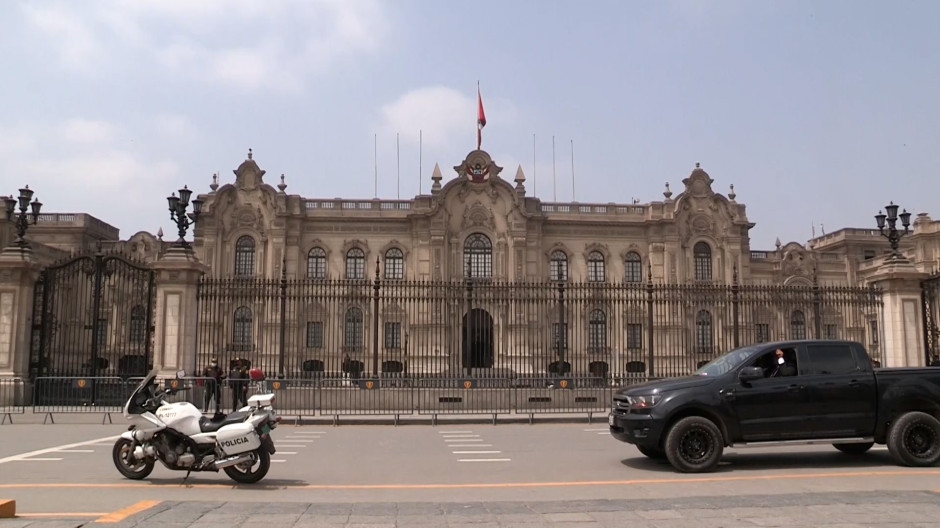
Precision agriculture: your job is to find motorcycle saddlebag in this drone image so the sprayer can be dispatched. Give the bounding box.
[216,422,261,456]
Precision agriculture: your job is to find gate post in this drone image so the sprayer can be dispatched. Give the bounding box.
[868,257,929,367]
[0,247,42,379]
[152,247,208,377]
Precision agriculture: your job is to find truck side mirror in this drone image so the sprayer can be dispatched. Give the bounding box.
[738,366,764,383]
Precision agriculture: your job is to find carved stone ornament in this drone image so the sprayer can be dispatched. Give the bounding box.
[691,214,712,235]
[782,249,814,277]
[454,149,503,183]
[681,163,715,198]
[234,149,266,191]
[461,201,495,230]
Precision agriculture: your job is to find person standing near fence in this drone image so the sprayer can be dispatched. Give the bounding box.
[202,357,225,414]
[229,358,249,412]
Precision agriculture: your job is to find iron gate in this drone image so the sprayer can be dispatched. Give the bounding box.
[923,274,940,366]
[30,251,155,382]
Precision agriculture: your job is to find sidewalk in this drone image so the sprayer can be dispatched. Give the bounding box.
[5,490,940,527]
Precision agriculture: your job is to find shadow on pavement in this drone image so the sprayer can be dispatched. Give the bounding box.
[619,449,897,473]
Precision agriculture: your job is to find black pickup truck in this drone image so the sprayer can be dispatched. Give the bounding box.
[608,339,940,473]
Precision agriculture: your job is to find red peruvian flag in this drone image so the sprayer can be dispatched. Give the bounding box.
[477,84,486,150]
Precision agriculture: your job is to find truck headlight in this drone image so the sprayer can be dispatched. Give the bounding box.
[627,394,661,409]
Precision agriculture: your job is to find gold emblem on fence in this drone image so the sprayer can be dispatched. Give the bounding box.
[76,379,86,388]
[170,380,179,388]
[272,381,281,390]
[365,380,374,389]
[559,379,569,389]
[463,380,473,389]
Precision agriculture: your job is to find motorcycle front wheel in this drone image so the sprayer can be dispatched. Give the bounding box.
[224,449,270,484]
[112,438,155,480]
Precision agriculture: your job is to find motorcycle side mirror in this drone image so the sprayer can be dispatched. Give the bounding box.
[176,369,186,379]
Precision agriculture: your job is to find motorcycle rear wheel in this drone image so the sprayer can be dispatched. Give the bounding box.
[224,449,270,484]
[112,438,155,480]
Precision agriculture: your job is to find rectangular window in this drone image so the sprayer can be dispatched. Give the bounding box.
[588,322,607,352]
[550,259,568,281]
[552,323,568,350]
[807,344,859,375]
[755,323,770,343]
[626,323,643,350]
[587,261,605,282]
[863,249,876,260]
[823,324,838,339]
[869,320,879,345]
[384,322,402,349]
[95,318,108,348]
[306,321,323,348]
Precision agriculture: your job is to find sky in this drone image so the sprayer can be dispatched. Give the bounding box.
[2,0,938,250]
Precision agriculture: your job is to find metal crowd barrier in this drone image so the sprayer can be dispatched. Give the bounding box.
[1,377,26,424]
[14,375,678,424]
[32,376,142,424]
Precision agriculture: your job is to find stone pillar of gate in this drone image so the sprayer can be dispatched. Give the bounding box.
[869,257,929,367]
[152,246,208,378]
[0,247,42,378]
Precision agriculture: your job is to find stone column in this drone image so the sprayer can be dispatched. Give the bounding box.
[869,258,930,367]
[151,247,208,378]
[0,247,42,378]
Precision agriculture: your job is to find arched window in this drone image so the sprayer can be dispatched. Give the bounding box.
[384,248,404,280]
[307,247,326,279]
[587,251,606,282]
[695,310,713,354]
[464,233,492,278]
[344,307,363,351]
[129,305,147,344]
[234,236,255,277]
[624,252,642,283]
[233,306,252,351]
[549,250,568,281]
[345,248,365,279]
[588,309,607,352]
[693,242,712,281]
[791,310,806,340]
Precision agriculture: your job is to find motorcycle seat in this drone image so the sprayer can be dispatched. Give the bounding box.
[198,411,250,433]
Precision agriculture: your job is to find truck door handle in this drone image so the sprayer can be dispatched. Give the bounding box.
[719,388,735,401]
[787,384,804,392]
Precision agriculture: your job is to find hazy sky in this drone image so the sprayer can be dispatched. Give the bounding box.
[2,0,938,250]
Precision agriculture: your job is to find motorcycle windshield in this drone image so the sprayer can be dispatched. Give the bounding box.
[124,370,158,416]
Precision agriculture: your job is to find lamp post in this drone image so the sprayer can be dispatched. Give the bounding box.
[874,201,911,260]
[4,185,43,248]
[167,185,203,248]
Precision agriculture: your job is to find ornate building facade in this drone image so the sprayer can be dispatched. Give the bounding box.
[2,149,939,383]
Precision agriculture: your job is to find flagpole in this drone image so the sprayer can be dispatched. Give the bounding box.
[419,129,423,195]
[532,133,536,197]
[374,133,378,199]
[397,132,400,200]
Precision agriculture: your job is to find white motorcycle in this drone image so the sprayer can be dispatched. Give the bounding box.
[112,369,280,484]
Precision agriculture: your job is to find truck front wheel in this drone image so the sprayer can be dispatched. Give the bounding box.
[664,416,724,473]
[887,411,940,467]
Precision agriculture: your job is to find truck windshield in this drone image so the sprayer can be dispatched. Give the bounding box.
[695,345,762,377]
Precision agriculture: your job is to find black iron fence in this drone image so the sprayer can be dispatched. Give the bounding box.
[1,377,25,424]
[923,274,940,366]
[194,270,884,382]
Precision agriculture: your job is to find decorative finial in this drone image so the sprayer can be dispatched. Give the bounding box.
[728,184,736,201]
[695,162,700,169]
[247,148,253,160]
[663,182,673,201]
[156,227,163,240]
[210,173,219,192]
[431,162,443,194]
[775,237,782,249]
[278,173,287,193]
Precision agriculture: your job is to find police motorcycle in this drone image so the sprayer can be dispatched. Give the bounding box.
[112,369,280,484]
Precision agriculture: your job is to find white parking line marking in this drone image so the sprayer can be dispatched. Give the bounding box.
[452,451,501,454]
[271,460,287,463]
[442,435,479,438]
[448,444,492,447]
[458,458,510,462]
[584,428,608,432]
[290,431,326,435]
[0,435,118,465]
[11,458,64,461]
[277,445,308,448]
[439,430,473,434]
[445,438,482,442]
[280,439,314,442]
[56,449,95,453]
[597,432,610,435]
[278,452,298,455]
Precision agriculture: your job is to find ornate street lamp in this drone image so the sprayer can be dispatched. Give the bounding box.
[4,185,43,248]
[874,201,912,260]
[167,185,203,248]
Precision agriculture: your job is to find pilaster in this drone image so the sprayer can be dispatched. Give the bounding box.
[0,247,42,378]
[869,258,930,367]
[151,247,209,378]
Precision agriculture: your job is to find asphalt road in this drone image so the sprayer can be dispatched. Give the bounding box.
[1,419,939,526]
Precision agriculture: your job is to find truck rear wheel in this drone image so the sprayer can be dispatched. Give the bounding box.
[664,416,724,473]
[833,442,873,455]
[887,412,940,467]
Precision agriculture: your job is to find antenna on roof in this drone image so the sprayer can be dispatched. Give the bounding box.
[419,129,423,195]
[571,139,575,202]
[373,133,378,199]
[397,132,400,200]
[552,135,557,202]
[532,133,536,197]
